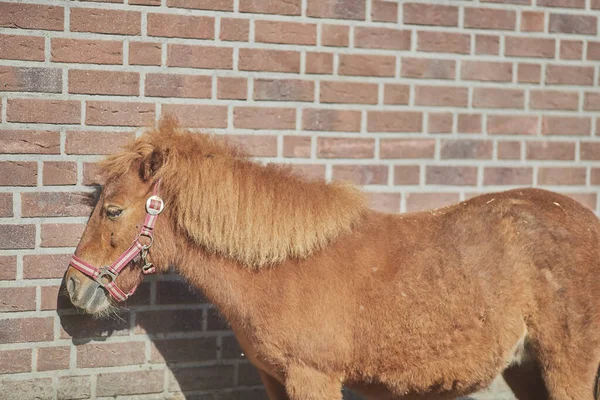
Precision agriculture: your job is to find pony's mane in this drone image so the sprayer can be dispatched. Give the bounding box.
[101,118,367,268]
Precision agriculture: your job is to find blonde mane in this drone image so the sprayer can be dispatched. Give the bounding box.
[101,118,367,268]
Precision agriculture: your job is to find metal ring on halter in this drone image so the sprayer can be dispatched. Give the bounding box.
[139,233,154,250]
[95,267,117,287]
[146,195,164,215]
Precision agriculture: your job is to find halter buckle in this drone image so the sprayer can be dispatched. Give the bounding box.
[95,267,117,288]
[146,195,164,215]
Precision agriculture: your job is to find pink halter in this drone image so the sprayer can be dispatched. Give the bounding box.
[69,181,164,302]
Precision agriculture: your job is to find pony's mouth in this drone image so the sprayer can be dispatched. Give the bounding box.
[68,278,112,315]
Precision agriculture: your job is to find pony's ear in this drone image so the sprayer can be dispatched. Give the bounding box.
[138,148,164,181]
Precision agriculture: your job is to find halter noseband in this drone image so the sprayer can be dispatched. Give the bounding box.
[69,181,164,302]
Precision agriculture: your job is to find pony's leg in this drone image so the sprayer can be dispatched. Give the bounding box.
[259,370,290,400]
[284,365,343,400]
[502,360,549,400]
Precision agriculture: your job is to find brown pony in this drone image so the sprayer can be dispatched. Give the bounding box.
[64,118,600,400]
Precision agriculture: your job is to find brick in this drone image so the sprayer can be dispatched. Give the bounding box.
[560,40,583,59]
[98,370,164,397]
[217,77,247,100]
[367,111,423,133]
[60,311,130,338]
[0,256,16,280]
[66,131,134,155]
[0,349,31,374]
[169,365,235,392]
[332,165,387,185]
[402,58,455,80]
[320,81,376,104]
[162,104,227,128]
[530,90,578,111]
[8,99,80,124]
[584,92,600,111]
[233,107,295,130]
[136,309,204,334]
[24,254,71,279]
[69,70,138,96]
[542,116,591,136]
[0,3,63,31]
[527,142,575,160]
[168,44,232,69]
[461,61,512,82]
[593,169,600,185]
[428,113,453,134]
[255,79,314,102]
[415,86,468,107]
[0,379,53,399]
[355,27,411,50]
[129,42,161,66]
[43,161,77,186]
[372,1,397,23]
[521,11,544,32]
[220,18,249,41]
[475,34,500,55]
[0,225,35,249]
[505,37,554,58]
[303,109,361,132]
[0,161,37,186]
[403,3,458,26]
[0,317,54,343]
[86,101,154,126]
[441,139,493,160]
[484,167,533,185]
[82,162,102,186]
[0,130,60,154]
[40,286,74,311]
[457,114,482,134]
[384,84,409,105]
[0,287,36,312]
[156,280,205,304]
[255,21,316,45]
[0,34,44,61]
[239,48,299,73]
[168,0,232,10]
[593,0,600,8]
[394,165,420,185]
[78,342,145,368]
[464,8,516,30]
[71,8,140,35]
[41,223,85,247]
[51,38,122,64]
[538,0,585,7]
[473,88,524,109]
[380,139,435,159]
[0,66,61,93]
[148,13,213,39]
[321,25,349,47]
[239,0,300,15]
[0,194,12,218]
[289,165,324,180]
[151,337,217,364]
[145,73,211,98]
[517,63,541,83]
[366,193,400,213]
[498,142,522,159]
[58,376,90,400]
[306,52,333,74]
[406,193,460,212]
[564,193,596,210]
[581,142,600,160]
[317,138,374,158]
[130,0,160,5]
[538,167,586,185]
[549,14,596,35]
[426,166,477,186]
[487,115,538,135]
[283,136,311,158]
[588,41,600,60]
[22,192,92,218]
[546,65,594,85]
[307,0,365,20]
[418,31,470,54]
[221,135,278,157]
[338,54,395,77]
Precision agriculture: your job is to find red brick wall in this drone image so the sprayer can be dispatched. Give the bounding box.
[0,0,598,398]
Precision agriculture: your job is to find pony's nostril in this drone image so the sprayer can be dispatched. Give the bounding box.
[67,276,77,296]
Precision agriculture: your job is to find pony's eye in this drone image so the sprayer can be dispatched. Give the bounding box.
[106,207,123,219]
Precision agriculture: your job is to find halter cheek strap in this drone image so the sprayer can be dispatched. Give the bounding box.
[69,181,164,302]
